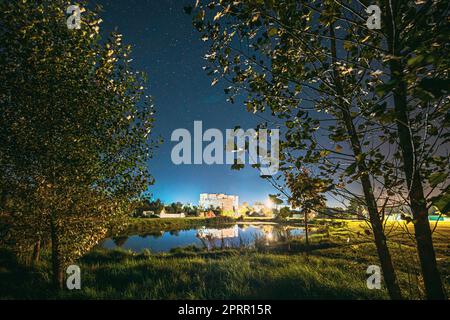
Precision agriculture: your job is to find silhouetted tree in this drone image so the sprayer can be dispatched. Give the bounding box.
[0,0,155,289]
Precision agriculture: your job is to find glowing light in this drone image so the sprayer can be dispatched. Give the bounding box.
[265,198,274,209]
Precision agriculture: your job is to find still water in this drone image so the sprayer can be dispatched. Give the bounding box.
[102,224,305,253]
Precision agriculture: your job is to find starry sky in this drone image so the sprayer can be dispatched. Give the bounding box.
[94,0,279,205]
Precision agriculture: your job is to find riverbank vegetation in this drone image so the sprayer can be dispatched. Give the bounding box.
[1,220,448,299]
[121,217,236,236]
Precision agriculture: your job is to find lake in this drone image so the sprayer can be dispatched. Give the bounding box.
[101,223,306,253]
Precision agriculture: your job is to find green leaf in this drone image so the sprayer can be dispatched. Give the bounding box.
[345,162,357,175]
[428,172,448,187]
[407,54,425,67]
[267,28,278,37]
[375,80,397,97]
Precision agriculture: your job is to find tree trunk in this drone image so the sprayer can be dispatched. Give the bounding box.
[32,240,40,264]
[287,229,291,252]
[342,103,402,299]
[304,211,309,254]
[50,218,64,290]
[389,58,445,300]
[329,25,403,300]
[384,1,445,300]
[0,189,7,210]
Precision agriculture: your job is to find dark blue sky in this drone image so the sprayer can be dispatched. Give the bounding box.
[95,0,278,205]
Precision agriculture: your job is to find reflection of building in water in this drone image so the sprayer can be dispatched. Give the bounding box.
[199,193,239,213]
[259,225,275,242]
[252,224,306,242]
[197,226,239,239]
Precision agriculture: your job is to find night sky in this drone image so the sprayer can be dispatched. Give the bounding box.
[94,0,278,205]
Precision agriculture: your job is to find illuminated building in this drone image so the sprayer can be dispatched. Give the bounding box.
[199,193,239,213]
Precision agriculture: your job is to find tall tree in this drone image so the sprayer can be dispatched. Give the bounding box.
[0,0,155,289]
[286,167,327,252]
[191,0,403,299]
[192,0,449,300]
[378,0,449,299]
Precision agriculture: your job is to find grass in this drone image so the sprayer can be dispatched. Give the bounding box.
[0,219,448,300]
[0,248,387,299]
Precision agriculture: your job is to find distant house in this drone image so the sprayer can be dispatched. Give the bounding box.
[158,212,185,218]
[142,210,155,217]
[200,210,216,218]
[157,208,185,218]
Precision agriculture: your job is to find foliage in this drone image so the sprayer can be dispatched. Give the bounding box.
[190,0,449,299]
[0,0,155,280]
[276,206,292,220]
[189,0,449,220]
[138,198,165,216]
[286,168,328,217]
[165,202,184,213]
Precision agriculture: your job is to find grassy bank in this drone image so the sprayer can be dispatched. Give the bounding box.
[1,248,388,299]
[0,220,448,299]
[119,216,236,236]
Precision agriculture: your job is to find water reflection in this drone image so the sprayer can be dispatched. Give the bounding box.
[197,225,239,239]
[102,224,305,253]
[197,225,241,249]
[112,236,129,247]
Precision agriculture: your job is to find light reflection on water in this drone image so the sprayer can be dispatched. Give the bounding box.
[101,224,305,253]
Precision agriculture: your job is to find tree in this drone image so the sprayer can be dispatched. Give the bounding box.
[212,206,223,216]
[192,0,450,299]
[191,0,403,299]
[0,0,155,289]
[348,197,367,220]
[377,0,448,299]
[166,202,183,214]
[183,204,199,216]
[238,201,252,216]
[286,168,327,252]
[148,199,165,215]
[277,206,292,221]
[431,186,450,216]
